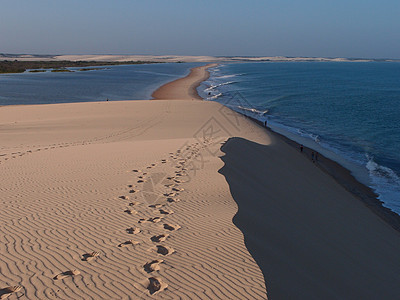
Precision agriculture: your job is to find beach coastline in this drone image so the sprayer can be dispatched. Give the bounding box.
[2,62,400,299]
[156,63,400,232]
[151,63,217,100]
[250,118,400,232]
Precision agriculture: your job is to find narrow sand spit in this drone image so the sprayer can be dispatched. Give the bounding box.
[151,64,217,100]
[1,64,400,299]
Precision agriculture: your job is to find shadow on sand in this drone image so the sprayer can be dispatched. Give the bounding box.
[218,137,400,300]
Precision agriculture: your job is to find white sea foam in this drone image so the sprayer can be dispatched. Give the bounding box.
[365,155,400,213]
[366,155,400,183]
[204,81,236,92]
[297,129,320,143]
[207,93,223,100]
[236,105,268,116]
[215,73,244,79]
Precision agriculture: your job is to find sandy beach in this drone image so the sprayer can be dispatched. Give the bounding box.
[1,64,400,299]
[152,64,218,100]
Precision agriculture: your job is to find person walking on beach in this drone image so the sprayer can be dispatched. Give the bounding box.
[315,152,319,162]
[264,120,268,127]
[300,144,304,152]
[311,151,315,162]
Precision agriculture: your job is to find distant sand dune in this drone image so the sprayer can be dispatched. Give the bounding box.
[0,53,373,62]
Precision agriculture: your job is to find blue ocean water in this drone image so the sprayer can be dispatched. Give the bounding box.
[0,62,203,105]
[198,62,400,215]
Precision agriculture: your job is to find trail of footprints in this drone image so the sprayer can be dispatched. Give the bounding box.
[1,140,212,298]
[0,124,147,165]
[0,142,86,165]
[117,140,211,296]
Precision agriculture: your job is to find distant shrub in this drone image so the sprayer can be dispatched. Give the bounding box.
[0,60,165,74]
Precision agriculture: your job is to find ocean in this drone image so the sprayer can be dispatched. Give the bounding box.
[198,62,400,215]
[0,62,203,105]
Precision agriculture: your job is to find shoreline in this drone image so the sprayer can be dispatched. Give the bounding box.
[155,63,400,232]
[151,63,217,100]
[253,118,400,232]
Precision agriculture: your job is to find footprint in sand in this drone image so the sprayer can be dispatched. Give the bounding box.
[118,240,139,247]
[172,187,184,192]
[129,189,137,194]
[128,184,133,188]
[132,169,141,173]
[129,201,140,206]
[119,195,129,200]
[53,269,81,280]
[164,192,176,197]
[125,208,137,215]
[151,234,169,243]
[147,277,168,295]
[137,180,145,183]
[0,286,22,299]
[154,245,175,256]
[82,251,100,261]
[163,224,181,231]
[159,209,173,215]
[139,217,163,224]
[126,227,141,234]
[149,204,164,209]
[144,259,164,273]
[167,197,180,203]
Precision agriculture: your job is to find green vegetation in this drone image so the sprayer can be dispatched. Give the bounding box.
[28,69,46,73]
[51,68,73,73]
[79,67,107,71]
[0,60,162,74]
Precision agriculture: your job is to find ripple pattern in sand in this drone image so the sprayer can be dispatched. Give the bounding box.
[0,125,266,298]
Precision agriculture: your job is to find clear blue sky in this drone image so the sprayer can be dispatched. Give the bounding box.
[1,0,399,58]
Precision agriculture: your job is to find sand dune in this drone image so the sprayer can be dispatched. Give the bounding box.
[2,64,400,299]
[0,98,268,299]
[1,53,372,63]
